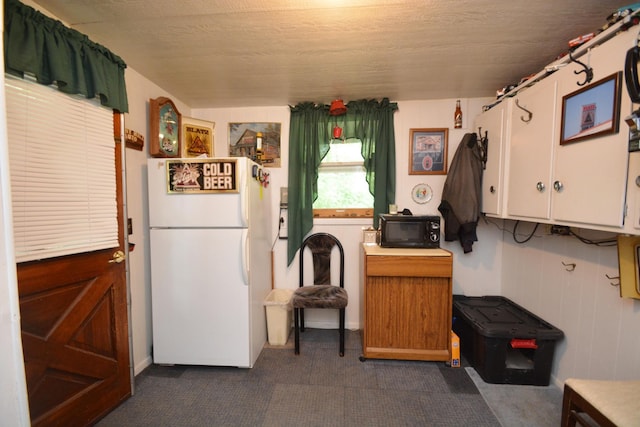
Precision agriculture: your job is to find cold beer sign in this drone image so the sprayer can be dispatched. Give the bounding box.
[166,159,238,193]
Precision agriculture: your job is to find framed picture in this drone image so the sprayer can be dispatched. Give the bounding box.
[149,97,181,158]
[228,122,282,167]
[560,72,622,145]
[409,128,448,175]
[181,116,215,158]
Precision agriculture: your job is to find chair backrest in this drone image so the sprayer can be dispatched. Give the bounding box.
[298,233,344,288]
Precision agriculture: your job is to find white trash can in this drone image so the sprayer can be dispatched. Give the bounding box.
[264,289,294,345]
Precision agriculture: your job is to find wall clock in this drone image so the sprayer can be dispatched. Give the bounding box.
[149,97,181,157]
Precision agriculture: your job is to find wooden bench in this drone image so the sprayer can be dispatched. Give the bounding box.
[561,379,640,426]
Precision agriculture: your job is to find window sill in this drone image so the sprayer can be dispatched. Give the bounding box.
[313,217,374,226]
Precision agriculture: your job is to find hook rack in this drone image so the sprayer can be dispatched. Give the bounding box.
[514,99,533,123]
[569,50,594,86]
[561,261,576,272]
[605,273,620,287]
[476,127,488,170]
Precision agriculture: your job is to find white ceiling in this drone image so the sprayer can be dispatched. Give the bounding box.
[31,0,634,108]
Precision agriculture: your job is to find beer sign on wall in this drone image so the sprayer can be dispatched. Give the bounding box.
[166,159,238,193]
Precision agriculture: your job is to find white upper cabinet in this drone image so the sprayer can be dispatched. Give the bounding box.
[506,77,558,221]
[550,29,633,228]
[475,99,510,217]
[476,25,639,233]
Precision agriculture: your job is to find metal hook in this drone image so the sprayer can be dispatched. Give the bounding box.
[569,50,594,86]
[515,99,532,123]
[561,261,576,272]
[605,274,620,287]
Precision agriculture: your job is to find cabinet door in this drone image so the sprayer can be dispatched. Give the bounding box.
[475,100,510,217]
[551,30,633,228]
[507,77,558,220]
[627,152,640,231]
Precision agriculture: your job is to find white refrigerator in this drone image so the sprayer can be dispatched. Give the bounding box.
[147,157,272,368]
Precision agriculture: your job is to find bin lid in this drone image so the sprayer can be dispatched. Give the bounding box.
[453,295,564,340]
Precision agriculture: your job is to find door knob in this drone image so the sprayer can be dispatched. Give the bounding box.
[109,250,126,264]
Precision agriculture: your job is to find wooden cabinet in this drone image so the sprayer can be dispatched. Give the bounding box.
[360,245,453,362]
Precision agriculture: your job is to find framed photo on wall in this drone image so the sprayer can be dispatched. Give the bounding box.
[228,122,282,167]
[409,128,448,175]
[560,72,622,145]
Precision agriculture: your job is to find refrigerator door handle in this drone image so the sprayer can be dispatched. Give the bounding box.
[241,228,249,286]
[239,164,249,227]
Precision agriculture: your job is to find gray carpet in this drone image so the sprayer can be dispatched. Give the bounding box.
[97,329,512,426]
[466,368,563,427]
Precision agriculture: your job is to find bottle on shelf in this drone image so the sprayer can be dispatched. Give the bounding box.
[454,100,462,129]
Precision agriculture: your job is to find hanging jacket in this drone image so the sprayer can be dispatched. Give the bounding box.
[438,133,483,253]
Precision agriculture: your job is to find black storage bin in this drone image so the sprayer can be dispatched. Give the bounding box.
[452,295,564,386]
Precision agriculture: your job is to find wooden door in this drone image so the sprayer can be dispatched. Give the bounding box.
[17,113,131,426]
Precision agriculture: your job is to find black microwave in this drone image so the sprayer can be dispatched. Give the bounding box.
[379,214,441,248]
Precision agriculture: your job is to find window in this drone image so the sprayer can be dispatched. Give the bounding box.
[313,139,374,218]
[6,74,118,262]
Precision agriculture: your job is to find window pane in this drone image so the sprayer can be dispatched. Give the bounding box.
[314,140,373,209]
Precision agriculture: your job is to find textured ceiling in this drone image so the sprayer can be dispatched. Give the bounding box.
[31,0,635,108]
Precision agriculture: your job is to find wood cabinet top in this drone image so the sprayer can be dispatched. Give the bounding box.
[362,244,452,257]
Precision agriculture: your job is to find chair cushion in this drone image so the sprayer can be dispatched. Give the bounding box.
[565,378,640,427]
[292,285,348,309]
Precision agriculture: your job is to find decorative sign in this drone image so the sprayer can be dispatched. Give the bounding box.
[166,159,238,193]
[149,97,181,157]
[125,128,144,151]
[182,117,214,158]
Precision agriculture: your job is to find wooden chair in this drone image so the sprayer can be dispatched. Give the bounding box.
[292,233,348,356]
[561,378,640,426]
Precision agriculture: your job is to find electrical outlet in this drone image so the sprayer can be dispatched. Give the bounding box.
[550,225,571,235]
[279,213,288,239]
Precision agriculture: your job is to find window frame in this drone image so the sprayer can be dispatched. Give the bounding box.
[312,141,373,219]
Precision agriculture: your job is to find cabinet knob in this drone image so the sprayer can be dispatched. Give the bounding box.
[490,185,496,194]
[636,176,640,188]
[553,181,564,192]
[536,181,546,192]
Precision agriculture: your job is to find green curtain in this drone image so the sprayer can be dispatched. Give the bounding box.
[347,98,398,226]
[4,0,129,112]
[287,102,331,265]
[287,98,398,265]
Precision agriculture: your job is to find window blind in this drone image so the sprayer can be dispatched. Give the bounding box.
[5,74,118,263]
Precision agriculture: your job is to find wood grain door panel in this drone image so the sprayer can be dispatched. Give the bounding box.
[18,249,130,426]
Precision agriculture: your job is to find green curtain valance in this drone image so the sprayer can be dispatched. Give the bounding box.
[4,0,129,112]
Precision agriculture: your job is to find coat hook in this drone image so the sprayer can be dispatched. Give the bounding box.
[515,99,533,123]
[569,50,593,86]
[605,273,620,287]
[561,261,576,271]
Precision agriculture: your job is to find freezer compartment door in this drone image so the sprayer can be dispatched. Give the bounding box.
[147,157,250,228]
[150,228,252,367]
